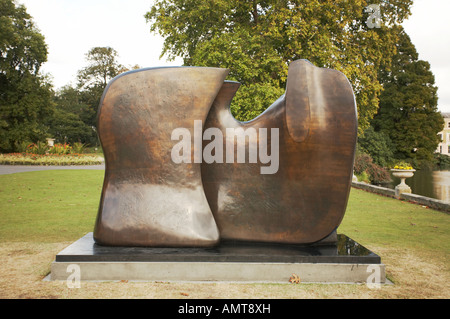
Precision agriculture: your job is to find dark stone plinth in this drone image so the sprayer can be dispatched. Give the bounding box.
[55,233,381,264]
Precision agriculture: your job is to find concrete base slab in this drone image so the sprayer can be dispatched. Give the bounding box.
[50,233,386,284]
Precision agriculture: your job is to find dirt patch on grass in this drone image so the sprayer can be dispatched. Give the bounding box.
[372,246,450,298]
[0,242,448,299]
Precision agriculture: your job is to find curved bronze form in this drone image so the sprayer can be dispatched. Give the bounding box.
[202,60,357,244]
[94,66,228,247]
[94,60,357,247]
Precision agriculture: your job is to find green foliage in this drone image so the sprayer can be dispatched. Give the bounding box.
[354,151,391,185]
[14,140,31,153]
[26,141,49,155]
[0,71,55,153]
[435,153,450,169]
[72,142,87,154]
[356,170,370,184]
[231,83,285,121]
[49,86,98,146]
[48,143,72,155]
[0,0,55,153]
[46,47,127,147]
[72,47,127,133]
[53,85,95,126]
[77,47,124,89]
[0,0,47,76]
[373,28,444,167]
[358,126,395,167]
[1,141,101,166]
[365,161,391,184]
[48,108,97,146]
[146,0,412,129]
[354,152,372,175]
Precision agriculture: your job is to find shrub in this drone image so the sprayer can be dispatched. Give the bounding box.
[0,153,103,166]
[356,171,370,183]
[354,153,372,175]
[354,152,391,185]
[72,142,86,154]
[49,143,72,155]
[366,162,391,185]
[435,153,450,169]
[15,141,32,153]
[358,126,395,167]
[27,142,49,155]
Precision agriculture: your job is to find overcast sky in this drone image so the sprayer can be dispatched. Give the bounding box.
[16,0,450,113]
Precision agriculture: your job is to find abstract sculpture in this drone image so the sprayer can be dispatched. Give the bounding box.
[94,59,358,247]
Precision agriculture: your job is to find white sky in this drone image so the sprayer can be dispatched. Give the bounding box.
[15,0,450,113]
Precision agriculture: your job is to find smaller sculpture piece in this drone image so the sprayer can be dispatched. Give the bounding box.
[94,60,357,247]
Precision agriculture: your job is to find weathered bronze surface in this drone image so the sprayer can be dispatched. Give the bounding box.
[94,66,228,247]
[94,60,357,247]
[202,60,357,244]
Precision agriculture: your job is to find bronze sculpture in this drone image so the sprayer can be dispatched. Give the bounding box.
[94,60,357,247]
[94,67,227,247]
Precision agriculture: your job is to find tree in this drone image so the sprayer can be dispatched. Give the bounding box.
[76,47,125,129]
[358,126,395,167]
[49,86,98,145]
[372,27,444,166]
[0,0,55,152]
[77,47,124,89]
[49,48,138,146]
[146,0,412,131]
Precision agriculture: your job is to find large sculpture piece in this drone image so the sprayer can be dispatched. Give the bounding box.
[94,67,227,247]
[94,60,358,247]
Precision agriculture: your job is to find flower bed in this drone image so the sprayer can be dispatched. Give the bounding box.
[0,153,104,166]
[392,161,414,170]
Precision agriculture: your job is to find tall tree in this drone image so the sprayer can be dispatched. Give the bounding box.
[372,27,444,166]
[0,0,54,152]
[76,47,124,129]
[77,47,124,89]
[146,0,412,132]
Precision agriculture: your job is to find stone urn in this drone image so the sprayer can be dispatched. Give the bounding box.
[390,169,416,198]
[46,138,55,147]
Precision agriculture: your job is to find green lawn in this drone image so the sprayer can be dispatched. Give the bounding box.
[0,170,104,242]
[340,189,450,255]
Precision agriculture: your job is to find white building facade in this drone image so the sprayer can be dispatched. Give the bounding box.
[437,112,450,156]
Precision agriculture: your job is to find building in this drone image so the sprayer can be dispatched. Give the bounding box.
[437,112,450,156]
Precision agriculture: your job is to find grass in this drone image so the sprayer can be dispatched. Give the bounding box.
[340,190,449,255]
[0,169,449,299]
[0,170,104,242]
